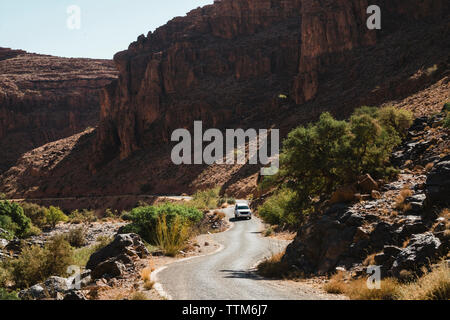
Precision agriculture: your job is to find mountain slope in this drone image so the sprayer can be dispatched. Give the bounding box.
[0,48,118,173]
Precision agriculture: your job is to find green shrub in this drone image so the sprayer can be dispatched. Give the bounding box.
[218,196,236,206]
[45,206,68,228]
[44,235,74,277]
[190,187,221,210]
[10,245,48,288]
[0,200,31,238]
[21,225,42,238]
[122,203,202,244]
[65,227,87,248]
[21,202,48,228]
[73,236,112,267]
[69,209,96,224]
[444,112,450,129]
[10,235,73,288]
[258,189,301,229]
[377,106,413,138]
[0,215,18,238]
[0,288,19,300]
[0,262,12,288]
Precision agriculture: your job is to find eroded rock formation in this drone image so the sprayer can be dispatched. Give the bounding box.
[0,48,118,172]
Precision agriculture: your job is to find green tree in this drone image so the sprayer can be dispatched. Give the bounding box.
[21,202,48,228]
[258,106,413,227]
[0,201,31,238]
[280,112,351,200]
[45,206,68,228]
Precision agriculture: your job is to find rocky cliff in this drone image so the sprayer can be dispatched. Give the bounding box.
[0,0,449,199]
[0,48,118,172]
[93,0,448,165]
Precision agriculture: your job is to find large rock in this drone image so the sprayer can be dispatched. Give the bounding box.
[426,158,450,206]
[86,233,149,279]
[19,275,90,300]
[391,232,442,277]
[90,259,126,280]
[19,276,69,300]
[283,208,358,274]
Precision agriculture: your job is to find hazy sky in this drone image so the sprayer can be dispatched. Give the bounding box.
[0,0,214,59]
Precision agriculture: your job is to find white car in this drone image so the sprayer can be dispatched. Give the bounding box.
[234,202,252,220]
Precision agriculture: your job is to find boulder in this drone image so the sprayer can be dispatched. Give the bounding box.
[63,290,87,301]
[86,233,149,270]
[369,222,395,251]
[391,232,442,277]
[18,284,46,300]
[394,217,428,240]
[426,159,450,206]
[86,233,149,280]
[283,213,358,275]
[90,259,126,279]
[19,276,69,300]
[0,238,8,249]
[404,193,426,214]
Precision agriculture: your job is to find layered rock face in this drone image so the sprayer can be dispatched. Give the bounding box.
[93,0,448,167]
[0,48,118,172]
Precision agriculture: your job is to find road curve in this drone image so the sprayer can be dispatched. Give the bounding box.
[154,206,326,300]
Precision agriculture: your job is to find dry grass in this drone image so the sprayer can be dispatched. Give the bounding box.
[129,291,148,300]
[140,260,155,290]
[257,251,291,278]
[324,271,347,294]
[324,262,450,300]
[212,210,226,221]
[399,262,450,300]
[155,214,191,257]
[394,188,413,212]
[345,278,401,300]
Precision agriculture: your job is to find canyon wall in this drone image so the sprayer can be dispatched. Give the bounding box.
[94,0,448,167]
[0,48,118,172]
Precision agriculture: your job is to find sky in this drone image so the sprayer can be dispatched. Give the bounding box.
[0,0,214,59]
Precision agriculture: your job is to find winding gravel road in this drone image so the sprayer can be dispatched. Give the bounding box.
[154,206,332,300]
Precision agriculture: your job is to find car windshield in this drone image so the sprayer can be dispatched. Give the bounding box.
[237,205,249,210]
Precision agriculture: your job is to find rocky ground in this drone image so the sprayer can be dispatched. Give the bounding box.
[1,208,228,300]
[283,107,450,281]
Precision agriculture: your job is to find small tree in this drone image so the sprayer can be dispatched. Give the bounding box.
[0,200,31,238]
[45,206,68,228]
[43,235,73,277]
